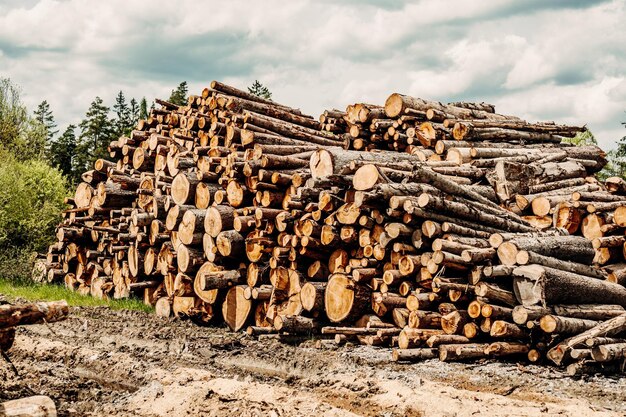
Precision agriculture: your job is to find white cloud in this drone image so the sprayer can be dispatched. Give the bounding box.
[505,47,555,89]
[0,0,624,149]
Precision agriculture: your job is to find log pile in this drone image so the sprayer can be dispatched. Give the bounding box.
[37,81,626,374]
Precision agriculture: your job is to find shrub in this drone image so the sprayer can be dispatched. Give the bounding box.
[0,148,68,279]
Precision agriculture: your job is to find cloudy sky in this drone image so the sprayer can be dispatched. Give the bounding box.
[1,0,625,148]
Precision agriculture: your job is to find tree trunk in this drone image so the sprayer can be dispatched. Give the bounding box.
[300,282,326,312]
[385,93,516,120]
[0,301,69,328]
[490,321,527,339]
[392,348,438,362]
[547,313,626,365]
[222,285,252,331]
[591,342,626,362]
[498,236,595,266]
[485,342,529,357]
[274,315,320,334]
[516,250,607,280]
[438,343,490,361]
[513,265,626,307]
[539,315,599,334]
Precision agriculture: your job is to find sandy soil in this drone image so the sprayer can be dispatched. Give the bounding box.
[0,305,625,416]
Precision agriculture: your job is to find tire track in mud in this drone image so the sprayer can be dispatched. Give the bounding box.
[0,306,624,416]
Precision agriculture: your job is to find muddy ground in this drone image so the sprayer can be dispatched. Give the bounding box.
[0,305,625,417]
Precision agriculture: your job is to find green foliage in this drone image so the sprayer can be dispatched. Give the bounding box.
[596,149,625,181]
[248,80,272,100]
[0,78,47,161]
[0,249,39,283]
[616,122,626,160]
[595,121,626,181]
[0,78,23,145]
[112,90,133,137]
[168,81,188,106]
[139,97,149,120]
[129,97,140,128]
[0,148,68,253]
[33,100,58,142]
[562,130,597,146]
[49,124,78,180]
[0,278,153,312]
[76,96,113,174]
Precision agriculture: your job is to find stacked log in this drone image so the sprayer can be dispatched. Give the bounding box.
[37,83,626,374]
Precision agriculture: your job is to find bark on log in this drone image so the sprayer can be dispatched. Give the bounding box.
[547,313,626,365]
[274,315,320,334]
[0,301,69,328]
[539,315,599,334]
[0,327,15,351]
[490,321,527,339]
[591,342,626,362]
[513,265,626,307]
[392,348,438,362]
[498,236,595,266]
[485,342,529,357]
[516,250,607,280]
[439,343,490,361]
[385,93,516,121]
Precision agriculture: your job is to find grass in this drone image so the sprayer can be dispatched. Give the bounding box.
[0,278,154,313]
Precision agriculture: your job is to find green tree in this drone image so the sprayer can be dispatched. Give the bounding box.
[0,78,25,148]
[168,81,188,106]
[49,124,78,180]
[33,100,58,141]
[605,120,626,180]
[593,119,626,181]
[619,119,626,158]
[76,96,113,174]
[129,97,139,128]
[248,80,272,100]
[597,149,626,181]
[0,78,47,160]
[139,97,149,120]
[0,148,68,252]
[112,90,132,136]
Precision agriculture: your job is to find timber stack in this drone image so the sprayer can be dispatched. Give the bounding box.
[35,81,626,375]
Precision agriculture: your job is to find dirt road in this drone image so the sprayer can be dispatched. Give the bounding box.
[0,305,624,416]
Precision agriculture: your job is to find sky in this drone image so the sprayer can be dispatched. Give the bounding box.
[0,0,625,149]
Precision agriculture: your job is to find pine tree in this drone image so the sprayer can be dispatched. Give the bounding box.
[248,80,272,100]
[139,97,149,120]
[50,124,77,180]
[77,96,112,173]
[129,98,139,128]
[168,81,188,106]
[112,91,132,136]
[33,100,58,141]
